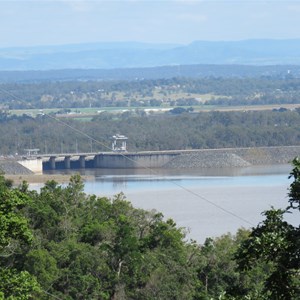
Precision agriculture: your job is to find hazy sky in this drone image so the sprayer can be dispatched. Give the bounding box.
[1,0,300,48]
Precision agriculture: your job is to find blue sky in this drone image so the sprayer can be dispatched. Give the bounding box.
[1,0,300,48]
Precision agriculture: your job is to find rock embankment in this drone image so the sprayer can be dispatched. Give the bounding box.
[164,146,300,169]
[0,160,34,175]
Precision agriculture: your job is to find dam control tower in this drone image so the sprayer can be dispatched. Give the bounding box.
[112,134,128,152]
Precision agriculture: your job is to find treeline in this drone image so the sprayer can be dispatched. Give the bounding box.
[0,64,300,83]
[0,109,299,155]
[1,160,299,299]
[1,77,300,109]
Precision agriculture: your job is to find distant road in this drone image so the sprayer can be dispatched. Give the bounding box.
[52,104,300,119]
[202,103,300,112]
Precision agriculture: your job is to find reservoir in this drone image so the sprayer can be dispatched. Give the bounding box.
[41,164,297,243]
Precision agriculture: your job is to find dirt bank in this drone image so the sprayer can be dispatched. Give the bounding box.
[164,146,300,169]
[5,174,94,185]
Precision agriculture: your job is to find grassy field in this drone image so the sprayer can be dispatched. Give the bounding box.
[104,91,216,102]
[9,103,300,120]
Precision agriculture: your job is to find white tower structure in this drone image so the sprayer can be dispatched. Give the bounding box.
[112,134,128,152]
[24,148,40,157]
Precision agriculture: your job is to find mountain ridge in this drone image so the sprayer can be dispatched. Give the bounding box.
[1,39,300,71]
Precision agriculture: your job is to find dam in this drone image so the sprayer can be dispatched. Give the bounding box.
[1,146,298,174]
[42,146,300,171]
[42,151,180,170]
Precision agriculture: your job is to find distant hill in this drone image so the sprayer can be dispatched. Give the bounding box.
[1,64,300,83]
[1,39,300,71]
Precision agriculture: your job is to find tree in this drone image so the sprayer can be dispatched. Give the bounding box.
[193,229,270,300]
[169,107,187,114]
[0,175,40,299]
[235,158,300,299]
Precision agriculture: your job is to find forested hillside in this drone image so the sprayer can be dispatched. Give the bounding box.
[0,109,299,155]
[1,160,299,299]
[1,64,300,83]
[1,76,300,109]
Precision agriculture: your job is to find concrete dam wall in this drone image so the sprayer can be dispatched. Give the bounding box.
[43,152,179,170]
[42,146,300,171]
[0,158,43,175]
[94,152,179,169]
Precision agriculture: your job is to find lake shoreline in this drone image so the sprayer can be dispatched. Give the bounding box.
[5,173,94,185]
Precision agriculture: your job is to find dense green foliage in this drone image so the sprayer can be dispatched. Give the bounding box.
[0,160,299,299]
[0,174,259,299]
[0,109,299,155]
[0,176,40,299]
[236,158,300,299]
[24,177,196,299]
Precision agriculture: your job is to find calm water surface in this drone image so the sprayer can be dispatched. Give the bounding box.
[40,164,297,243]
